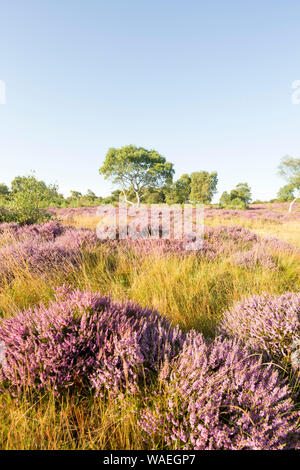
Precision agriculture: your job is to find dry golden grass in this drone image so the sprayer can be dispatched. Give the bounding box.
[253,221,300,247]
[62,215,103,229]
[0,390,144,450]
[205,216,300,246]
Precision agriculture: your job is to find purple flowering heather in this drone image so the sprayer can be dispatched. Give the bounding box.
[230,247,277,270]
[57,227,98,250]
[0,221,98,248]
[220,292,300,373]
[17,221,66,241]
[0,221,66,241]
[0,287,184,395]
[116,224,296,265]
[0,240,80,279]
[0,222,101,280]
[205,225,259,245]
[140,332,299,450]
[204,205,300,223]
[117,225,260,259]
[261,235,299,255]
[0,221,296,268]
[49,203,300,224]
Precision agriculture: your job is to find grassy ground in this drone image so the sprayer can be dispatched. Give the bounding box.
[0,214,299,449]
[206,216,300,247]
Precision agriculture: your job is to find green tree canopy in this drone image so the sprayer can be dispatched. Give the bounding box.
[99,145,174,206]
[69,190,83,200]
[11,175,64,208]
[219,183,251,209]
[86,189,97,200]
[278,156,300,188]
[278,156,300,211]
[189,171,218,204]
[230,182,252,205]
[141,187,166,204]
[165,174,191,204]
[277,184,295,202]
[9,175,52,224]
[219,191,231,208]
[0,183,10,202]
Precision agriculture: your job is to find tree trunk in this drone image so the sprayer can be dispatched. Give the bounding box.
[121,189,134,206]
[288,190,299,213]
[135,191,140,207]
[289,198,297,213]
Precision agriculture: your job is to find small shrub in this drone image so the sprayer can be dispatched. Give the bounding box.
[0,222,101,280]
[0,241,80,280]
[230,247,277,270]
[140,333,299,450]
[0,287,184,395]
[9,176,51,225]
[219,292,300,374]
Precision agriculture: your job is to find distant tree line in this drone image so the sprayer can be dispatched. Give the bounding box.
[219,183,252,210]
[1,147,299,225]
[276,155,300,211]
[99,145,219,206]
[0,174,108,224]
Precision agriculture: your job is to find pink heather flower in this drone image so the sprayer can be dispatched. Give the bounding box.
[0,222,101,280]
[230,247,277,270]
[0,288,184,396]
[220,292,300,373]
[139,332,299,450]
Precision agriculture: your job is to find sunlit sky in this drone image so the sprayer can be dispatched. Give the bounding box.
[1,0,300,201]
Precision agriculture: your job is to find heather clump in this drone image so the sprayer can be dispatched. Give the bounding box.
[203,226,298,266]
[57,227,99,250]
[220,292,300,373]
[0,222,20,235]
[0,223,101,281]
[120,224,295,265]
[116,225,259,259]
[0,221,66,243]
[202,225,259,260]
[118,238,213,258]
[0,288,184,395]
[204,205,300,223]
[140,332,299,450]
[230,247,277,270]
[49,203,300,225]
[261,235,300,255]
[205,225,259,245]
[18,221,66,241]
[0,221,98,247]
[0,241,80,280]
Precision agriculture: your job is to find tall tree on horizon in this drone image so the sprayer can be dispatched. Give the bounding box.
[278,156,300,212]
[99,145,174,206]
[189,171,218,204]
[165,173,191,204]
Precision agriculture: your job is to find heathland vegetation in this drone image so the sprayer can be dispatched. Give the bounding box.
[0,146,300,449]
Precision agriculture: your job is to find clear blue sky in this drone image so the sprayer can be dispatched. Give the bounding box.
[1,0,300,201]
